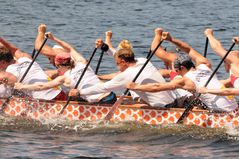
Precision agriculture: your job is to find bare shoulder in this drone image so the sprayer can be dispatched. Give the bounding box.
[181,76,196,91]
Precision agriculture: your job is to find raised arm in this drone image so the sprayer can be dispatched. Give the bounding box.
[0,37,31,59]
[204,29,239,64]
[105,31,115,51]
[152,28,177,68]
[162,32,211,68]
[35,24,57,57]
[46,32,87,64]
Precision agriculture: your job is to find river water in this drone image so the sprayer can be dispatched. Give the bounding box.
[1,0,239,158]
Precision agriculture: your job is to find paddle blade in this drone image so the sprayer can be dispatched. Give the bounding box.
[104,95,125,120]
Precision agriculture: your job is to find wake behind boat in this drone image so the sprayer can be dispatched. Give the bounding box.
[1,97,238,129]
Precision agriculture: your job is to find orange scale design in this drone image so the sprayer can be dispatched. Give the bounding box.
[79,106,85,113]
[119,112,126,120]
[200,114,207,121]
[9,101,16,108]
[115,109,120,116]
[143,114,150,122]
[90,107,96,114]
[213,124,219,128]
[101,108,110,114]
[219,119,225,126]
[4,106,10,113]
[194,118,201,126]
[150,111,156,118]
[126,109,132,116]
[73,110,79,117]
[149,119,157,125]
[226,115,232,122]
[20,102,26,109]
[67,114,73,120]
[10,110,15,116]
[67,105,73,112]
[96,111,103,118]
[156,115,163,123]
[187,113,194,121]
[207,119,213,126]
[168,116,176,123]
[132,114,139,120]
[202,123,207,128]
[162,112,169,119]
[33,112,38,118]
[50,108,55,114]
[91,115,97,121]
[55,104,62,111]
[15,106,21,113]
[84,111,91,118]
[233,120,239,126]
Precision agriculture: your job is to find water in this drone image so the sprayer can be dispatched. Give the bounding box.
[1,0,239,158]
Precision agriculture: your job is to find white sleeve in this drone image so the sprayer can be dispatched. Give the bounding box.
[80,73,128,95]
[105,48,117,56]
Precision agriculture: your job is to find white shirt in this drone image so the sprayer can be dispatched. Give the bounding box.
[81,58,178,107]
[64,62,106,102]
[6,57,61,100]
[184,64,238,112]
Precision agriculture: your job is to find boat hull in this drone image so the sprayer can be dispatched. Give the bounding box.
[0,97,238,128]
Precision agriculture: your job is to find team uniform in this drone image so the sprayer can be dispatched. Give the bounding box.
[81,58,186,107]
[64,62,116,103]
[184,64,238,112]
[6,57,65,100]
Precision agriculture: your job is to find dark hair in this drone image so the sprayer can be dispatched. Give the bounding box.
[0,47,13,62]
[174,54,195,70]
[114,48,136,63]
[180,60,195,70]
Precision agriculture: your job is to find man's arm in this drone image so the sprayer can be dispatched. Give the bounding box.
[204,29,239,64]
[127,78,187,92]
[69,72,127,97]
[14,75,67,91]
[0,37,31,59]
[97,72,120,80]
[105,31,115,51]
[152,28,177,68]
[35,24,57,57]
[46,32,87,64]
[199,86,239,96]
[162,32,211,68]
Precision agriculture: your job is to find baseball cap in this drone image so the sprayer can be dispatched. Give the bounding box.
[54,53,71,66]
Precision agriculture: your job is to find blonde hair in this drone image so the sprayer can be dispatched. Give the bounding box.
[118,40,133,50]
[114,48,136,63]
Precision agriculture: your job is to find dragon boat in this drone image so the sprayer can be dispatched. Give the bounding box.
[0,97,238,128]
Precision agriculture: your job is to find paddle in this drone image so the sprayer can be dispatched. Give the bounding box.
[95,50,105,74]
[203,37,209,57]
[31,48,36,58]
[0,35,49,113]
[177,41,236,123]
[104,40,164,120]
[146,49,152,59]
[59,47,98,115]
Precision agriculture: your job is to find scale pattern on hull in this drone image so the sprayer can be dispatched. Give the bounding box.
[0,98,238,128]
